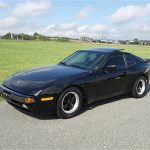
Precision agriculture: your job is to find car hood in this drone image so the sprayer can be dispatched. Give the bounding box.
[3,64,89,95]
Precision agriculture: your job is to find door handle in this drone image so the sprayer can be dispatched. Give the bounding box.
[115,72,127,79]
[122,72,127,76]
[102,70,108,74]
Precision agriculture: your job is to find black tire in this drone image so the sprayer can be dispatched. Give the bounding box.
[57,87,83,119]
[132,76,148,98]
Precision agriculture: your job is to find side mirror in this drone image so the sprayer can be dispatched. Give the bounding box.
[105,65,117,71]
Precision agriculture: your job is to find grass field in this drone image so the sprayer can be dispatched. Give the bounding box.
[0,40,150,84]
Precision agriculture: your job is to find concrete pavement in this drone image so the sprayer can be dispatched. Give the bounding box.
[0,88,150,150]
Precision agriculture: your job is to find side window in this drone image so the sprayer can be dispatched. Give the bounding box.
[107,54,125,70]
[125,54,136,68]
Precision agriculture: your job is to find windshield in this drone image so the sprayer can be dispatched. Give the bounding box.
[60,51,107,70]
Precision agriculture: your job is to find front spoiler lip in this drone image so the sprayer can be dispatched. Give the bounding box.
[0,84,57,115]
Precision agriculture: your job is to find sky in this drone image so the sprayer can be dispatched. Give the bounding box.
[0,0,150,40]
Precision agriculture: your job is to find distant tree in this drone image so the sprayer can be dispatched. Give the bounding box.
[92,40,97,43]
[1,33,11,39]
[22,34,34,40]
[17,34,23,40]
[119,40,127,44]
[33,33,51,41]
[146,43,150,45]
[33,32,40,40]
[33,32,39,37]
[39,35,50,41]
[1,32,71,42]
[57,37,69,42]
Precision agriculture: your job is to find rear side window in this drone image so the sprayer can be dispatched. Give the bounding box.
[106,54,125,70]
[125,54,136,68]
[133,55,147,63]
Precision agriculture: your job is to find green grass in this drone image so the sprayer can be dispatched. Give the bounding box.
[0,39,150,83]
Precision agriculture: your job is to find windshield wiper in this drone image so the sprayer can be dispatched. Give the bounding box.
[68,64,86,70]
[60,62,87,70]
[59,61,66,66]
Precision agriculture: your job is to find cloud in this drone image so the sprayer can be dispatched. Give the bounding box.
[38,21,150,40]
[59,22,78,30]
[0,17,19,27]
[76,5,92,19]
[77,25,88,32]
[46,24,55,29]
[2,19,150,40]
[90,24,107,32]
[0,1,6,8]
[12,0,52,18]
[135,21,150,32]
[37,22,109,38]
[0,0,52,28]
[110,3,150,24]
[1,1,150,40]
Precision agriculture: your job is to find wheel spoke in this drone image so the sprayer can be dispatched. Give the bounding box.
[62,92,79,114]
[67,94,72,100]
[67,103,72,110]
[63,103,70,111]
[136,79,146,95]
[70,97,76,104]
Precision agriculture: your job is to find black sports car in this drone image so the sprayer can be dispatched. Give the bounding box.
[0,48,150,118]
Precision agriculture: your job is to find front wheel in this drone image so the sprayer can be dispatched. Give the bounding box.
[132,76,148,98]
[57,87,83,119]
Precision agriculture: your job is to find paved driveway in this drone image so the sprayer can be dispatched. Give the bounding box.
[0,87,150,150]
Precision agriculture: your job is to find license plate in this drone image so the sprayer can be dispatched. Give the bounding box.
[0,91,11,101]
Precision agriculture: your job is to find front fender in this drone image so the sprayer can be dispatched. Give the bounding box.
[40,72,90,99]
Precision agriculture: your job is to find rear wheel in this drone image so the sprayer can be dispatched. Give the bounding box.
[132,76,148,98]
[57,87,83,119]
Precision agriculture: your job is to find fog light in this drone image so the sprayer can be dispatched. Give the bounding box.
[22,104,28,109]
[24,97,35,104]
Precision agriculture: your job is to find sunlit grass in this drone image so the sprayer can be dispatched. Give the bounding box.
[0,40,150,84]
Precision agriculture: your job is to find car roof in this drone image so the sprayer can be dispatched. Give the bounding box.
[79,48,124,53]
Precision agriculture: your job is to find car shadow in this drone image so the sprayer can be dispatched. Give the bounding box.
[10,103,59,120]
[11,85,150,120]
[148,84,150,92]
[80,94,131,115]
[81,84,150,114]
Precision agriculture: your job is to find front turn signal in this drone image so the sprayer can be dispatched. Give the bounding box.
[41,97,54,101]
[24,97,35,104]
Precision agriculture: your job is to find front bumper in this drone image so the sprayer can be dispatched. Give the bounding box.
[0,85,57,115]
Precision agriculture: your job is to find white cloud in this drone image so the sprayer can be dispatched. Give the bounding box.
[135,21,150,32]
[90,24,107,32]
[0,17,19,27]
[0,0,52,29]
[37,23,109,38]
[110,3,150,24]
[12,0,52,18]
[46,24,55,29]
[77,25,88,32]
[59,22,78,30]
[1,1,150,40]
[38,21,150,40]
[76,5,92,19]
[2,19,150,40]
[0,1,6,8]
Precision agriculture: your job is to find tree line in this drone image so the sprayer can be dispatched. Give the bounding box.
[0,32,70,42]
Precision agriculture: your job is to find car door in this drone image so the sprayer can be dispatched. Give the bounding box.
[96,53,129,97]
